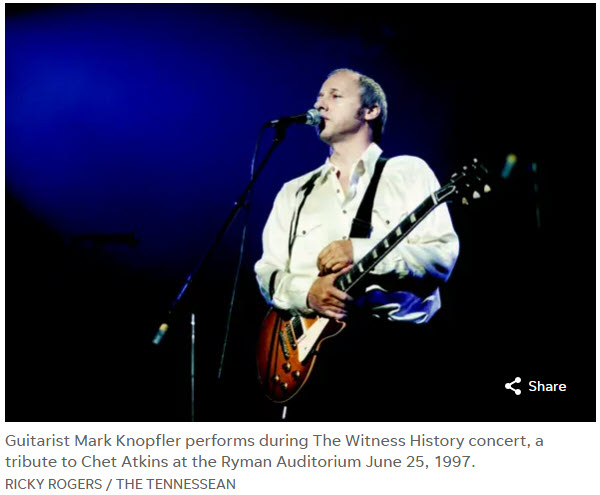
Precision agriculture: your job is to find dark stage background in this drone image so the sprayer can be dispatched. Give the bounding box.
[6,4,595,422]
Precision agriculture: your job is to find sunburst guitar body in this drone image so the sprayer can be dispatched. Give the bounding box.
[256,309,344,403]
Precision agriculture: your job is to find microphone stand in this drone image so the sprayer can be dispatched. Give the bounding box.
[153,122,289,421]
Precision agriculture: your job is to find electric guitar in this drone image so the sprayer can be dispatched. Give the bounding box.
[256,159,490,403]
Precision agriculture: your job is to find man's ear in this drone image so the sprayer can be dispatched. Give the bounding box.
[364,104,381,122]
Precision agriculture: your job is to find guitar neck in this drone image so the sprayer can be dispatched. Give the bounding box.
[335,194,439,295]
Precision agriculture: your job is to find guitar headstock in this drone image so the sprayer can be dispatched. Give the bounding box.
[435,158,491,205]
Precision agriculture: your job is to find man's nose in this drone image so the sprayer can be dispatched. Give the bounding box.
[314,96,326,111]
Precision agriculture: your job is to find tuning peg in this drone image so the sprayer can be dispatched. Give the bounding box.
[484,184,491,193]
[462,197,469,205]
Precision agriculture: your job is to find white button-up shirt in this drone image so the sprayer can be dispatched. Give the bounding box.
[255,143,459,323]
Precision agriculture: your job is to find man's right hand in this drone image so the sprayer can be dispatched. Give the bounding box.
[307,265,354,320]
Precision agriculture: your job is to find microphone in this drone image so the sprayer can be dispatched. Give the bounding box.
[266,109,321,127]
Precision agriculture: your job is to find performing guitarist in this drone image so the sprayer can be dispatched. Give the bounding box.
[254,68,459,420]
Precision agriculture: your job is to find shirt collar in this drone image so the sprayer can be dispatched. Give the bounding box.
[361,142,384,178]
[320,142,383,183]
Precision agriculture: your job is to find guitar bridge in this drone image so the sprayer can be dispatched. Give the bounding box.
[277,329,290,360]
[285,322,297,350]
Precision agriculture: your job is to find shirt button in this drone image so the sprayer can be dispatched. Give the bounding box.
[342,236,347,240]
[336,189,340,193]
[342,210,347,214]
[386,220,390,225]
[302,230,306,235]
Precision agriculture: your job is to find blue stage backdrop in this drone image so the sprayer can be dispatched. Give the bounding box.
[6,4,465,280]
[6,4,594,421]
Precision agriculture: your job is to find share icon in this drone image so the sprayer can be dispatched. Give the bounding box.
[505,377,522,395]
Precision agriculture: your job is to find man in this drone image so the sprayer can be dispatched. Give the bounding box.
[255,69,459,419]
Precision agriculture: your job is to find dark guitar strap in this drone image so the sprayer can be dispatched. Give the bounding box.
[268,157,386,298]
[349,156,388,238]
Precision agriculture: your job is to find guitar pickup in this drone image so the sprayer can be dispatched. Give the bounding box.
[291,316,304,340]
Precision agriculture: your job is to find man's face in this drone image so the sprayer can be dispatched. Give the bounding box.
[314,71,365,144]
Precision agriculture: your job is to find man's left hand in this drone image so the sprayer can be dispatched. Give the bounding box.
[317,239,353,275]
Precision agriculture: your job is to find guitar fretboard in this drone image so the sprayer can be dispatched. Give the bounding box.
[335,194,438,295]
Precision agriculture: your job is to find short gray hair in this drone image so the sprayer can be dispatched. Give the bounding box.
[328,68,388,143]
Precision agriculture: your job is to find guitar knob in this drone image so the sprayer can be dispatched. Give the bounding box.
[292,371,301,380]
[280,382,289,391]
[282,362,292,372]
[272,374,280,382]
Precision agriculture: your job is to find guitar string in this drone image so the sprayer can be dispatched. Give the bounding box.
[341,198,439,294]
